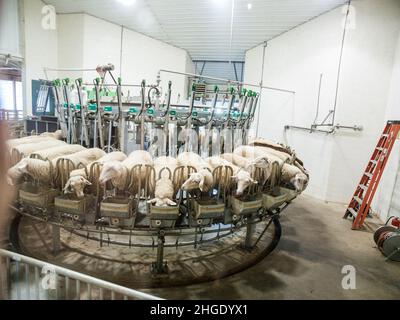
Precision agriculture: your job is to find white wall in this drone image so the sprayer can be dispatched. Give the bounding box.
[245,0,400,209]
[21,0,58,115]
[121,26,190,100]
[56,14,192,100]
[326,0,400,204]
[57,14,84,80]
[21,9,192,114]
[0,0,20,56]
[375,32,400,220]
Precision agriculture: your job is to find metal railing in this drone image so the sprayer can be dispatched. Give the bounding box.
[0,109,24,121]
[0,249,163,300]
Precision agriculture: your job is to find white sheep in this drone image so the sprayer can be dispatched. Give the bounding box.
[281,163,309,192]
[64,151,127,198]
[8,158,53,185]
[258,146,294,164]
[148,156,178,207]
[10,140,66,158]
[99,150,154,192]
[30,144,85,160]
[8,148,106,186]
[40,130,64,140]
[177,152,214,192]
[7,135,62,149]
[220,153,269,170]
[234,146,308,191]
[221,153,272,186]
[205,156,258,196]
[234,146,284,166]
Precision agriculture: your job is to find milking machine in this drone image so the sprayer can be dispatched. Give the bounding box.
[11,69,306,277]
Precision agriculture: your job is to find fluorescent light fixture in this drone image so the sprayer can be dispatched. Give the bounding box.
[247,3,252,10]
[116,0,136,6]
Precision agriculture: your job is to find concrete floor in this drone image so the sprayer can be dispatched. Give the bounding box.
[141,195,400,300]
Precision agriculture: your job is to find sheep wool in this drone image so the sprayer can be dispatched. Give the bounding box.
[31,144,85,160]
[64,151,128,198]
[148,156,179,206]
[178,152,214,192]
[99,150,153,192]
[11,140,66,158]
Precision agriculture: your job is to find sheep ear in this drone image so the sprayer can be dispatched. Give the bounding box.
[250,178,258,184]
[63,181,72,194]
[166,199,177,206]
[80,177,92,186]
[147,198,157,205]
[7,176,14,186]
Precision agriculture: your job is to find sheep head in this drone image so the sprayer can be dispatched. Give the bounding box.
[99,161,123,185]
[251,156,269,169]
[232,171,257,196]
[7,165,24,186]
[64,176,92,198]
[181,172,206,192]
[53,130,64,140]
[290,173,308,192]
[7,158,29,185]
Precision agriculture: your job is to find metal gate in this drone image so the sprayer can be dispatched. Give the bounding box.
[0,249,163,300]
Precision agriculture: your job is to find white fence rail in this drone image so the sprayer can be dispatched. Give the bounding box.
[0,249,163,300]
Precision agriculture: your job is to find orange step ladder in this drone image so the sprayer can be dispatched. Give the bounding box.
[344,120,400,230]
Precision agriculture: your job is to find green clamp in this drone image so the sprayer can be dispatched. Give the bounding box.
[95,78,101,85]
[118,77,122,86]
[192,83,197,92]
[229,87,235,95]
[214,85,219,94]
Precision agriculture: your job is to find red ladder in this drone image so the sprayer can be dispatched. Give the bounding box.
[344,120,400,230]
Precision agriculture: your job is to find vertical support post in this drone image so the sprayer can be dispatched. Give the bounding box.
[52,225,61,255]
[0,256,8,300]
[244,214,256,250]
[152,231,167,274]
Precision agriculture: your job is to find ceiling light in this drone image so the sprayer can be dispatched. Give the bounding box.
[213,0,228,6]
[116,0,136,6]
[247,3,252,10]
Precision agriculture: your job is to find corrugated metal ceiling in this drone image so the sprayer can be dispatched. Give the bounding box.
[46,0,348,80]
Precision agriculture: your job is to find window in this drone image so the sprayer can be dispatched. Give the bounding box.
[0,80,14,109]
[0,79,23,111]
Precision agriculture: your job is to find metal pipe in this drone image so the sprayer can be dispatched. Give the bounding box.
[158,69,295,94]
[285,124,363,134]
[313,73,323,126]
[0,249,163,300]
[332,0,352,125]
